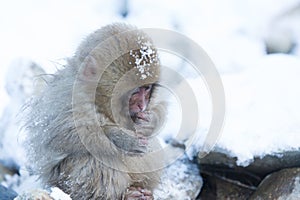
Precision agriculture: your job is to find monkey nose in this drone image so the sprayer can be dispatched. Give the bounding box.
[138,103,145,111]
[138,104,142,110]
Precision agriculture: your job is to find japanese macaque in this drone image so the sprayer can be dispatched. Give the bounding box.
[23,23,165,200]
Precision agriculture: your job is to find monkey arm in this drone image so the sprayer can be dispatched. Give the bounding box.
[104,126,148,155]
[105,126,147,154]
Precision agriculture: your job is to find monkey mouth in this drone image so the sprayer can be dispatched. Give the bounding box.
[131,112,149,123]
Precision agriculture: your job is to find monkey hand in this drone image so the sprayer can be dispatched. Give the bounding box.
[105,127,148,155]
[133,111,151,124]
[124,187,153,200]
[134,110,160,137]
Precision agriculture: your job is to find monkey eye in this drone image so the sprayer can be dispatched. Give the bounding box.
[144,85,152,91]
[131,85,152,95]
[131,88,140,95]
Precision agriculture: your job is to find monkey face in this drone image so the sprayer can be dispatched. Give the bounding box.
[129,85,153,122]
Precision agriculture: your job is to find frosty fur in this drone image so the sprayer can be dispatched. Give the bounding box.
[23,23,164,200]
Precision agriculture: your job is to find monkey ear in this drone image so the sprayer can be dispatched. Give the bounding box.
[83,55,98,78]
[79,55,101,82]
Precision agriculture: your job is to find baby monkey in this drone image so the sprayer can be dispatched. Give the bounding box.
[23,23,165,200]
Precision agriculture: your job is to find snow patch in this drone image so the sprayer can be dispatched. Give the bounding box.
[130,36,159,80]
[50,187,72,200]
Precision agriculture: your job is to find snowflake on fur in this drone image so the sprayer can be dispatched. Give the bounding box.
[129,36,159,80]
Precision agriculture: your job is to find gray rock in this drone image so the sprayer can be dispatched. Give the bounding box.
[0,163,17,183]
[265,29,295,54]
[264,3,300,54]
[0,185,18,200]
[198,150,300,199]
[199,150,300,177]
[249,168,300,200]
[199,176,253,200]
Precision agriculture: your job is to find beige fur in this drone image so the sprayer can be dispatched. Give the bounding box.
[23,23,164,200]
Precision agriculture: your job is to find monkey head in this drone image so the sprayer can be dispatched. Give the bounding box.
[72,23,161,147]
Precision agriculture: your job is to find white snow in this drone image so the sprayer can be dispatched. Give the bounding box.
[1,0,300,197]
[50,187,72,200]
[130,37,159,80]
[220,54,300,165]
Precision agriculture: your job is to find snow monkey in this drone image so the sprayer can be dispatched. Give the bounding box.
[23,23,166,200]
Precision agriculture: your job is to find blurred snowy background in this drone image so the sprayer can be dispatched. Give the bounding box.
[0,0,300,196]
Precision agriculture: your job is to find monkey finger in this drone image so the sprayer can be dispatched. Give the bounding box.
[142,197,153,200]
[125,188,146,199]
[138,136,148,146]
[139,189,152,196]
[136,112,150,122]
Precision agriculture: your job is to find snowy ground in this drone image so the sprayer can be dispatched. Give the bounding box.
[1,0,300,194]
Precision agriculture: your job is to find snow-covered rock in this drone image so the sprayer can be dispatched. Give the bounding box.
[0,185,17,200]
[14,189,53,200]
[0,59,45,169]
[264,3,300,54]
[217,54,300,166]
[154,153,203,200]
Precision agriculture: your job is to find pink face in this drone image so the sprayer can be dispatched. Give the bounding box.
[129,85,152,120]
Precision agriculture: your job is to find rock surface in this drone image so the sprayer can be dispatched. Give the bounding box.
[0,185,18,200]
[249,168,300,200]
[199,175,253,200]
[14,189,53,200]
[199,150,300,177]
[0,163,17,183]
[197,150,300,199]
[264,3,300,54]
[265,29,295,54]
